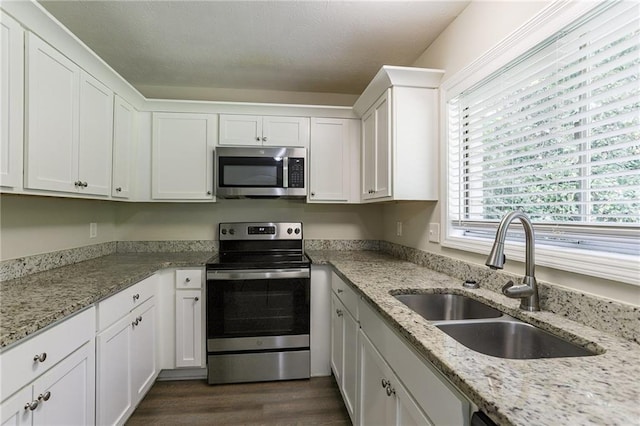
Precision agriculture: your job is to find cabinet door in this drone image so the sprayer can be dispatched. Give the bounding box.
[218,114,262,146]
[32,341,95,426]
[309,118,350,202]
[25,33,79,193]
[78,71,113,196]
[262,116,309,147]
[0,11,24,189]
[330,294,344,384]
[361,109,375,200]
[0,386,32,426]
[175,290,203,368]
[112,95,135,198]
[342,310,358,420]
[373,93,391,198]
[131,302,157,401]
[359,331,394,426]
[152,113,215,199]
[97,315,132,426]
[394,382,434,426]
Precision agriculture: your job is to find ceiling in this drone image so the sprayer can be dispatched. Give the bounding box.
[38,1,469,102]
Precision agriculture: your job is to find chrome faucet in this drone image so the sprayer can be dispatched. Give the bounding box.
[485,211,540,311]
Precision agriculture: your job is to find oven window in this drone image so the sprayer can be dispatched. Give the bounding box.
[207,278,310,338]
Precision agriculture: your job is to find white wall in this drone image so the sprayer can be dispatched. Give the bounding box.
[116,199,383,241]
[0,194,118,260]
[382,1,639,306]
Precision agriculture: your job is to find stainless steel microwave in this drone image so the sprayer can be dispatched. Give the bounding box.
[215,147,306,198]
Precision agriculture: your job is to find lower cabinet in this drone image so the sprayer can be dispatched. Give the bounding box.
[97,282,158,426]
[359,331,431,426]
[330,293,358,422]
[0,309,96,426]
[175,290,203,368]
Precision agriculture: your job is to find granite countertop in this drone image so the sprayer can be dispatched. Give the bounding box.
[306,250,640,426]
[0,252,212,350]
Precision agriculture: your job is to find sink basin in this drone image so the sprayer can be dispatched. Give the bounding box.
[436,320,598,359]
[394,293,503,321]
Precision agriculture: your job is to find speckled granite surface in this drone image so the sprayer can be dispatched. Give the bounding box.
[307,250,640,426]
[0,252,211,350]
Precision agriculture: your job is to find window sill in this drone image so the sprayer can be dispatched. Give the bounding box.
[442,233,639,286]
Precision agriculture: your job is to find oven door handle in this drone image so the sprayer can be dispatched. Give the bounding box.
[207,268,310,280]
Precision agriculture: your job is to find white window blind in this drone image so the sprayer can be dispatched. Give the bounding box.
[447,1,640,256]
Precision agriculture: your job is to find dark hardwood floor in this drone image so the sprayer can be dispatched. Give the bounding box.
[126,376,351,425]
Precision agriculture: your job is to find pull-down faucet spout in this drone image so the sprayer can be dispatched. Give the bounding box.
[486,211,540,311]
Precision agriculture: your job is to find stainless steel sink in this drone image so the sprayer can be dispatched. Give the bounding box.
[436,320,598,359]
[393,293,503,321]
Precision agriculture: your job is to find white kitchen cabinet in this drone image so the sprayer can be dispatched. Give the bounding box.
[0,308,95,426]
[96,275,159,425]
[359,331,432,426]
[175,267,203,368]
[330,273,359,423]
[355,66,443,202]
[112,95,136,198]
[175,290,202,368]
[25,32,113,196]
[361,93,391,200]
[0,11,24,189]
[219,114,309,147]
[152,112,216,200]
[308,118,360,203]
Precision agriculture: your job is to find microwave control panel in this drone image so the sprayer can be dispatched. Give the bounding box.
[288,158,305,188]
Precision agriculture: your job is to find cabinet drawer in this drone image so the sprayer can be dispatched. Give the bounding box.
[359,300,470,425]
[176,269,202,289]
[0,307,95,402]
[97,274,157,332]
[332,272,358,319]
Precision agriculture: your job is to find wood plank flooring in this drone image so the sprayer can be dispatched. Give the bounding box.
[126,376,351,425]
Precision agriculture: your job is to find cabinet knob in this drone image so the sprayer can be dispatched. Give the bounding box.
[81,181,88,188]
[137,315,143,323]
[74,181,81,187]
[194,296,200,302]
[337,289,343,294]
[185,277,191,283]
[207,191,212,195]
[336,309,343,317]
[115,187,122,192]
[33,352,47,363]
[132,319,139,327]
[38,391,51,402]
[381,378,389,389]
[256,137,261,141]
[262,136,267,142]
[311,192,315,197]
[24,400,39,411]
[133,293,140,302]
[386,385,396,397]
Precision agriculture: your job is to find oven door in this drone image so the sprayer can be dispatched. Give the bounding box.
[206,268,310,352]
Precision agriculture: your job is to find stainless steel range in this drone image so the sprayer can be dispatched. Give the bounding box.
[205,222,311,384]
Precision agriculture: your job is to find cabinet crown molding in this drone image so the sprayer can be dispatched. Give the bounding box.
[353,66,444,116]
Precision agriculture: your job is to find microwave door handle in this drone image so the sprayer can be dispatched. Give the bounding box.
[283,157,289,188]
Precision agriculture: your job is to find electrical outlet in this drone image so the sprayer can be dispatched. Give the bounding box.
[428,223,440,243]
[90,223,97,238]
[396,221,403,237]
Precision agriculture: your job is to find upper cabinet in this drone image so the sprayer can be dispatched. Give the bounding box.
[112,95,136,199]
[308,118,360,203]
[152,112,216,200]
[219,114,310,147]
[24,33,113,196]
[355,66,444,202]
[0,11,24,189]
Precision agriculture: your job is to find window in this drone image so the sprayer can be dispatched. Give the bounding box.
[445,1,639,283]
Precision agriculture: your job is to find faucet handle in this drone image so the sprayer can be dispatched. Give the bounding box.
[502,280,515,293]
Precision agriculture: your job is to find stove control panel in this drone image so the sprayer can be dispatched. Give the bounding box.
[219,222,303,240]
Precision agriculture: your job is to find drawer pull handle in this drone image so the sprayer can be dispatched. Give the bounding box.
[38,391,51,402]
[24,400,39,411]
[33,353,47,363]
[337,289,343,293]
[133,294,140,301]
[194,296,200,302]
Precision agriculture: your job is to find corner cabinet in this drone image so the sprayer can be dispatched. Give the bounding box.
[308,118,360,203]
[218,114,309,147]
[355,66,444,202]
[151,112,216,200]
[0,11,24,190]
[25,32,113,196]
